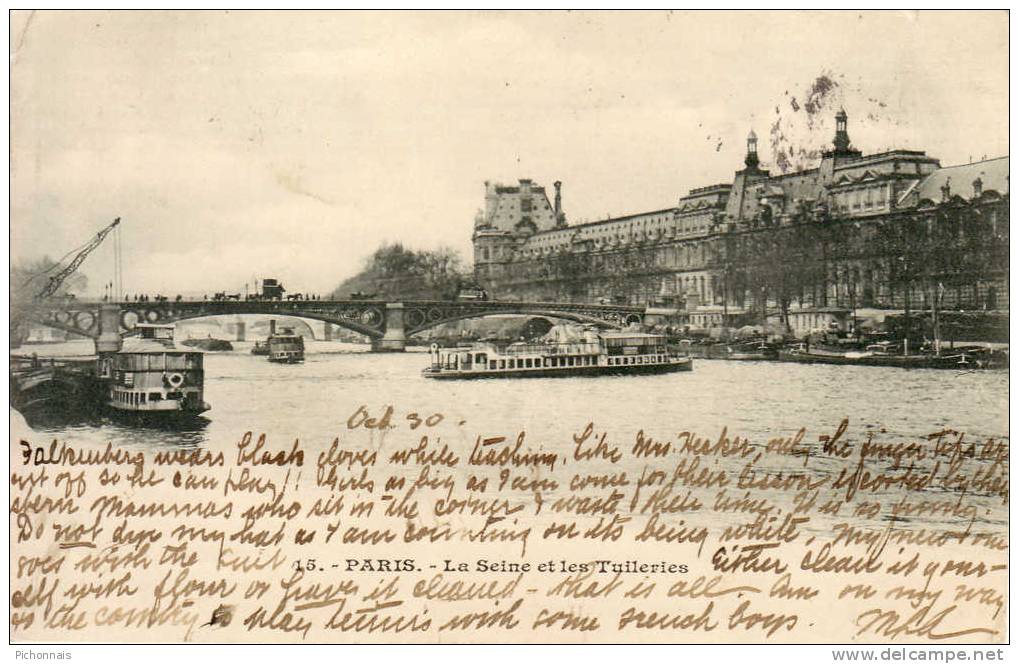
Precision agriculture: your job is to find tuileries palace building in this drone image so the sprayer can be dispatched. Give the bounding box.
[472,111,1008,330]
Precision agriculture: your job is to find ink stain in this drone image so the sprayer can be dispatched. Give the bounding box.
[204,604,235,628]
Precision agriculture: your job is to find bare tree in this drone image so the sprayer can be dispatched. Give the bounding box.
[331,243,468,300]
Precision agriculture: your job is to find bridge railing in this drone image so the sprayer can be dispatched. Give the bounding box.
[56,298,647,310]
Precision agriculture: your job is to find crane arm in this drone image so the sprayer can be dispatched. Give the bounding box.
[36,217,121,300]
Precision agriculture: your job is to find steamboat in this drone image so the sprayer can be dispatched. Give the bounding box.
[99,324,210,417]
[423,326,692,379]
[266,320,305,363]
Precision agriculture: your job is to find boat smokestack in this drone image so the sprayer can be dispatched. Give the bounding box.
[269,320,276,336]
[94,303,123,354]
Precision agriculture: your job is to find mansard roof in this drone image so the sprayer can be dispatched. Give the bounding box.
[560,207,678,230]
[494,183,547,194]
[899,156,1009,205]
[830,169,911,188]
[680,183,732,200]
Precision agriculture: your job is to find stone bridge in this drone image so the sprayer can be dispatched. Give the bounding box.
[25,299,649,351]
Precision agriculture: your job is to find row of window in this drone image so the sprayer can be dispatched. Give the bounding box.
[113,390,168,406]
[474,354,670,370]
[489,355,596,370]
[488,211,703,256]
[483,243,714,268]
[529,214,675,243]
[515,227,709,257]
[114,353,197,371]
[835,186,889,214]
[608,355,668,366]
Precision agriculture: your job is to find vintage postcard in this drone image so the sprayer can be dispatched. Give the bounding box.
[8,10,1009,650]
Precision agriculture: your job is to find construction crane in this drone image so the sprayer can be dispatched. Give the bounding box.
[31,217,121,300]
[10,217,122,348]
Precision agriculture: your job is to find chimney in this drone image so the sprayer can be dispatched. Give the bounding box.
[553,180,564,225]
[744,129,759,171]
[484,180,498,224]
[833,108,851,154]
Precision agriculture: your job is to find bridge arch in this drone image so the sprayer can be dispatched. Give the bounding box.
[400,300,644,335]
[23,299,649,351]
[28,300,391,340]
[138,302,388,339]
[404,308,633,337]
[117,309,383,340]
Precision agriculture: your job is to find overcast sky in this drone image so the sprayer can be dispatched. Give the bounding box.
[10,10,1008,297]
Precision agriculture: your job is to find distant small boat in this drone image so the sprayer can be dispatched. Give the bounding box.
[182,337,233,351]
[670,338,776,360]
[250,340,269,356]
[721,339,778,360]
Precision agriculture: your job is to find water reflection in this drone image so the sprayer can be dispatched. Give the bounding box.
[13,339,1009,448]
[11,338,1009,533]
[27,414,210,449]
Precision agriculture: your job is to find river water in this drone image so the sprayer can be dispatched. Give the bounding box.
[11,338,1010,536]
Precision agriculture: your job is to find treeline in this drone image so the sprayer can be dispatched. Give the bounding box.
[330,243,471,300]
[718,205,1007,333]
[11,256,88,304]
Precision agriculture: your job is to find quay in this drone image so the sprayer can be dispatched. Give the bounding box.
[10,354,106,417]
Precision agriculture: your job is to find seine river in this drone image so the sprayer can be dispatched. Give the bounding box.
[12,338,1009,535]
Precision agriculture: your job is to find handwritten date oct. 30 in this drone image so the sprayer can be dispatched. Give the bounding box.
[346,405,446,431]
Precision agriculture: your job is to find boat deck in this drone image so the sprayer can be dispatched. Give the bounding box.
[423,356,692,379]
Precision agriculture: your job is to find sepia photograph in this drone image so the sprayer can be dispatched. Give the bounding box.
[7,9,1010,655]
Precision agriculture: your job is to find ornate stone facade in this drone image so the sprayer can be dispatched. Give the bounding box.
[473,111,1009,322]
